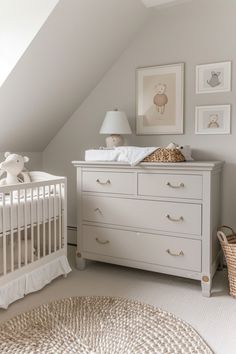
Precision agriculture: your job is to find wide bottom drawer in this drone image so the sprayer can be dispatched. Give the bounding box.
[82,225,201,272]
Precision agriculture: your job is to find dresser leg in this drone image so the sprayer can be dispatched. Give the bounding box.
[76,252,87,270]
[201,276,212,297]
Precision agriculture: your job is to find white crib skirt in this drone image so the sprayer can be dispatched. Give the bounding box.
[0,255,71,309]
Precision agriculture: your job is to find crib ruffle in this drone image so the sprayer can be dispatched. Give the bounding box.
[0,255,71,309]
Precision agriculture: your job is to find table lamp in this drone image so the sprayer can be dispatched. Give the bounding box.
[99,109,132,147]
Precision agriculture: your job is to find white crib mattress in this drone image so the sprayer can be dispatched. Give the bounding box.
[0,194,63,235]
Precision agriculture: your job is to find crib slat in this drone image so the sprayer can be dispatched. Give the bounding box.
[53,184,57,252]
[24,189,27,266]
[37,187,40,260]
[59,183,62,249]
[10,191,14,272]
[17,190,21,269]
[48,185,51,255]
[2,194,6,275]
[30,188,34,263]
[43,186,46,257]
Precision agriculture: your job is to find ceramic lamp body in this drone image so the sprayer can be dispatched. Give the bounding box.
[100,110,132,147]
[105,134,124,148]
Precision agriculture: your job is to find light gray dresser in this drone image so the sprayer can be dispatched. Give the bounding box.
[72,161,223,296]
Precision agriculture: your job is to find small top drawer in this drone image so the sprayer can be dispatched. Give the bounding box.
[138,173,202,199]
[82,170,136,195]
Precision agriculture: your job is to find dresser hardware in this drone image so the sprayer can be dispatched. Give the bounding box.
[96,237,109,245]
[96,179,111,185]
[202,276,209,283]
[94,207,102,214]
[166,249,184,257]
[166,214,184,222]
[166,182,185,188]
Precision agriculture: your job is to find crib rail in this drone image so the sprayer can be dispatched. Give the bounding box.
[0,176,67,278]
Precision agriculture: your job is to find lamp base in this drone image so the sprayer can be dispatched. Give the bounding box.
[105,134,124,148]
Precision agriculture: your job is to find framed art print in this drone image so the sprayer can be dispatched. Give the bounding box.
[136,63,184,135]
[195,105,231,135]
[196,61,231,94]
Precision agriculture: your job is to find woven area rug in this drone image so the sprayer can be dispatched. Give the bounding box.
[0,296,212,354]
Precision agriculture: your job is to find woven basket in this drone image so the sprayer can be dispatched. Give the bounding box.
[217,226,236,298]
[143,148,185,163]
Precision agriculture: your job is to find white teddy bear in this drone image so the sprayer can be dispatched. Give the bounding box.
[0,152,30,186]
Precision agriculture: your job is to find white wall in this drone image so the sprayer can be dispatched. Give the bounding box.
[0,0,59,87]
[43,0,236,228]
[0,0,149,152]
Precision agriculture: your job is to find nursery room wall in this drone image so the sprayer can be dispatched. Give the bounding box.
[43,0,236,231]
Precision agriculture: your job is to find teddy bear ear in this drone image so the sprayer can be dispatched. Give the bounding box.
[4,152,11,158]
[24,156,29,163]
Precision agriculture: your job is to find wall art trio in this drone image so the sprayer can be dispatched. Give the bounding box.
[136,61,231,135]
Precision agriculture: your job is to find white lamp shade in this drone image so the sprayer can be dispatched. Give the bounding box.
[99,110,132,135]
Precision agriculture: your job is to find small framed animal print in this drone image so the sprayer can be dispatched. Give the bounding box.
[195,105,231,135]
[196,61,231,94]
[136,63,184,135]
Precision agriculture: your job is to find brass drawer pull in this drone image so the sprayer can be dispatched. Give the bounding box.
[96,179,111,185]
[166,182,184,188]
[166,249,184,257]
[96,237,109,245]
[166,214,184,222]
[94,207,102,215]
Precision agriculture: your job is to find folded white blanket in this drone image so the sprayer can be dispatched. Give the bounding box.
[85,146,157,166]
[85,149,119,162]
[116,146,157,166]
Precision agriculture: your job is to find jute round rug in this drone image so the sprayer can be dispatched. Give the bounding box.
[0,296,212,354]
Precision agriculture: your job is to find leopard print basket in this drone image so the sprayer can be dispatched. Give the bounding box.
[143,148,185,163]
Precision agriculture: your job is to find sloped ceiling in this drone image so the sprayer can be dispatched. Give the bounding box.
[0,0,59,87]
[0,0,149,151]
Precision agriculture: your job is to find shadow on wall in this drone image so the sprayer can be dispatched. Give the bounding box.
[193,149,236,228]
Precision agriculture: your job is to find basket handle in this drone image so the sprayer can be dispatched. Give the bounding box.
[217,231,228,243]
[217,225,235,234]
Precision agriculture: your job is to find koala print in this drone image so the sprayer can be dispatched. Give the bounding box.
[207,71,221,87]
[208,114,220,129]
[153,83,168,114]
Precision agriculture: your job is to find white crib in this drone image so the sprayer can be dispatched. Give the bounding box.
[0,172,71,309]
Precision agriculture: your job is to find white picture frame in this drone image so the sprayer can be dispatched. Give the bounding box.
[136,63,184,135]
[195,105,231,135]
[196,61,231,94]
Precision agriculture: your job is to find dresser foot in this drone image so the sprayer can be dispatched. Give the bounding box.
[201,276,212,297]
[76,252,87,270]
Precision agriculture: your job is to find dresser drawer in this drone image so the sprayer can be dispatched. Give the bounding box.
[82,171,136,195]
[82,225,201,272]
[138,173,202,200]
[82,196,202,236]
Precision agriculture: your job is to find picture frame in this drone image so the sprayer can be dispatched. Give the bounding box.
[196,61,231,94]
[195,105,231,135]
[136,63,184,135]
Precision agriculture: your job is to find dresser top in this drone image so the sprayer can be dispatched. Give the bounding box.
[72,160,223,171]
